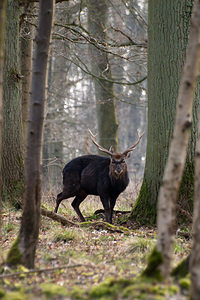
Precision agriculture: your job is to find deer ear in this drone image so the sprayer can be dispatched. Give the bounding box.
[109,146,114,153]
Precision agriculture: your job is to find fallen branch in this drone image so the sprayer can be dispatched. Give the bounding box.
[40,208,130,234]
[94,209,131,215]
[0,264,83,279]
[41,208,77,226]
[80,221,130,234]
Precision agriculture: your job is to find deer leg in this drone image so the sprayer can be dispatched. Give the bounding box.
[71,190,87,222]
[110,198,117,224]
[100,197,112,224]
[55,192,64,213]
[54,191,73,213]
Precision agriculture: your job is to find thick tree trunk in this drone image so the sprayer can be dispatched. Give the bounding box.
[156,0,200,278]
[0,0,7,229]
[130,0,195,224]
[7,0,55,269]
[20,3,34,147]
[2,0,24,206]
[87,0,118,151]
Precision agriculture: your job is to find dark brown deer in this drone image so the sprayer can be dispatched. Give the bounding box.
[55,130,143,224]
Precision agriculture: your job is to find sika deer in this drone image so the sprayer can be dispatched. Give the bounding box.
[55,130,143,224]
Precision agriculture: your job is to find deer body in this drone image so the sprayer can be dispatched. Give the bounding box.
[55,155,129,223]
[55,130,143,224]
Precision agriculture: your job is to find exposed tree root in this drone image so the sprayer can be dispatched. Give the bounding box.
[41,208,130,234]
[94,209,131,215]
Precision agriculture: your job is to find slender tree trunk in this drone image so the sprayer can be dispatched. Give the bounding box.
[156,0,200,278]
[190,6,200,290]
[87,0,118,151]
[130,0,195,224]
[0,0,7,229]
[2,0,24,206]
[20,3,34,147]
[7,0,55,268]
[190,109,200,299]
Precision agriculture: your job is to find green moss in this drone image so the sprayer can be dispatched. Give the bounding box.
[40,283,68,297]
[178,162,194,223]
[118,226,130,234]
[3,291,26,300]
[0,289,5,298]
[2,179,24,209]
[89,277,131,299]
[79,221,93,227]
[171,255,190,278]
[6,237,22,266]
[179,278,190,290]
[70,286,87,300]
[141,247,163,281]
[87,276,179,300]
[129,178,157,225]
[52,229,77,243]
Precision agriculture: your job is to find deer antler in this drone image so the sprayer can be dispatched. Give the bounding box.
[88,129,113,156]
[122,130,144,156]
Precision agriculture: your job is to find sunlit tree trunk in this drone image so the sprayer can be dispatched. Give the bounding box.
[7,0,55,268]
[190,109,200,299]
[0,0,7,229]
[156,0,200,278]
[190,3,200,290]
[87,0,118,151]
[2,0,24,206]
[130,0,195,224]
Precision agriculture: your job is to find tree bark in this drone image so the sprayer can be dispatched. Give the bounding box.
[0,0,7,229]
[130,0,196,225]
[87,0,118,151]
[2,0,24,206]
[156,0,200,278]
[190,3,200,290]
[190,114,200,298]
[9,0,55,269]
[20,3,34,148]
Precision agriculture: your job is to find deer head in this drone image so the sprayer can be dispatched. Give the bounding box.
[88,129,143,179]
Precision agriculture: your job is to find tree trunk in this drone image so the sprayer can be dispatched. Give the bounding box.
[190,6,200,291]
[0,0,7,229]
[2,0,24,206]
[156,0,200,278]
[7,0,55,269]
[190,112,200,299]
[130,0,195,224]
[20,3,34,147]
[87,0,118,151]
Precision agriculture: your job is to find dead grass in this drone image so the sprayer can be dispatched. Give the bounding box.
[0,182,191,299]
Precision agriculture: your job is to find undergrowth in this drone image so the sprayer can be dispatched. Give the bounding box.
[0,190,191,299]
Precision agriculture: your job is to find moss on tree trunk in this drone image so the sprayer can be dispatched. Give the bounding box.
[6,238,22,266]
[130,0,196,225]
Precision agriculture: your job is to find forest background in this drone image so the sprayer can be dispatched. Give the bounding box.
[0,0,200,299]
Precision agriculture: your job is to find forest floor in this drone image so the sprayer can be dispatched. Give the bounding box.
[0,185,191,299]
